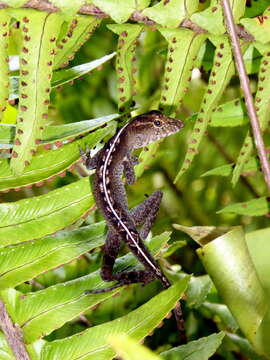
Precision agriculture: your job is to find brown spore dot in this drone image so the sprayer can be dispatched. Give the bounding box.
[15,138,21,145]
[35,181,44,187]
[118,88,124,93]
[198,118,203,123]
[132,56,136,62]
[258,87,263,91]
[203,99,206,104]
[167,67,172,72]
[215,62,221,67]
[2,32,7,37]
[22,17,29,23]
[162,96,167,101]
[220,43,224,49]
[165,77,169,82]
[30,149,36,155]
[50,49,56,55]
[256,98,261,103]
[35,139,41,145]
[217,107,223,112]
[55,141,63,148]
[18,129,24,134]
[207,89,212,94]
[43,144,51,150]
[42,113,48,119]
[24,35,31,41]
[45,88,50,93]
[212,6,217,12]
[120,96,126,102]
[20,105,28,111]
[164,85,168,90]
[260,77,265,81]
[217,52,223,58]
[21,81,28,87]
[212,72,216,76]
[234,100,239,105]
[121,31,128,37]
[59,171,66,178]
[191,138,197,144]
[22,47,29,53]
[22,26,28,33]
[24,160,30,166]
[21,58,28,65]
[62,38,67,44]
[119,76,125,83]
[172,37,177,43]
[267,52,270,57]
[185,159,191,163]
[194,128,200,133]
[263,60,269,65]
[169,47,174,53]
[47,60,53,66]
[57,44,63,50]
[117,67,124,73]
[43,99,50,105]
[261,68,266,73]
[22,70,29,76]
[211,80,216,85]
[50,37,56,42]
[169,57,173,63]
[12,151,18,158]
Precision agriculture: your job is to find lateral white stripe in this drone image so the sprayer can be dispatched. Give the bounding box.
[102,123,157,272]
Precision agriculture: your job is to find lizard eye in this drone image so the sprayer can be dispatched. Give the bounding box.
[154,120,161,127]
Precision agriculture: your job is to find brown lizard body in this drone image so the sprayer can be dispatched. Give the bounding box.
[81,110,185,340]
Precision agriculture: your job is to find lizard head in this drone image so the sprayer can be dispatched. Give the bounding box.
[130,110,184,148]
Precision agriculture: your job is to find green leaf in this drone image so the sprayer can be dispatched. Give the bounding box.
[6,232,171,342]
[196,227,268,354]
[158,28,206,116]
[202,157,260,178]
[143,0,199,28]
[210,98,248,127]
[107,24,143,112]
[186,275,212,309]
[232,49,270,186]
[0,11,10,121]
[49,0,85,16]
[241,7,270,44]
[109,335,161,360]
[0,177,93,246]
[39,278,189,360]
[92,0,136,24]
[161,332,225,360]
[191,0,245,35]
[217,197,269,217]
[10,53,116,101]
[201,164,233,177]
[201,302,238,331]
[175,37,236,182]
[0,121,116,191]
[0,113,118,149]
[54,15,101,69]
[10,10,63,174]
[53,52,116,87]
[0,331,15,360]
[0,222,106,289]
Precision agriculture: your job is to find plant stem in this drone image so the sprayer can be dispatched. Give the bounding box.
[0,300,30,360]
[221,0,270,195]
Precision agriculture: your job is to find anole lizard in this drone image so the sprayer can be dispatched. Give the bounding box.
[81,110,185,340]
